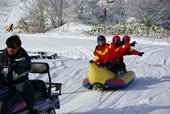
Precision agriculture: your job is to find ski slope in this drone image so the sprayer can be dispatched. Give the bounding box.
[1,1,170,114]
[0,33,170,114]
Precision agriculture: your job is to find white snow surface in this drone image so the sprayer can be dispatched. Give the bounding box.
[1,1,170,114]
[0,32,170,114]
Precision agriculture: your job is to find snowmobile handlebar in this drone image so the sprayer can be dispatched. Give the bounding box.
[2,66,9,68]
[0,61,19,69]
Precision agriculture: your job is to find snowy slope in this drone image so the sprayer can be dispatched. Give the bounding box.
[1,1,170,114]
[0,33,170,114]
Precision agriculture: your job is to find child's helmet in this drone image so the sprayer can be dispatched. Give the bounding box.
[112,35,121,46]
[97,35,106,44]
[122,35,130,43]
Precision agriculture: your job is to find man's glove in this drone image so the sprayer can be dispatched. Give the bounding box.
[97,62,104,68]
[130,41,137,46]
[89,60,94,63]
[138,52,144,57]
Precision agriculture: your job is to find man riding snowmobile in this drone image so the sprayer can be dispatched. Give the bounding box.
[0,35,35,114]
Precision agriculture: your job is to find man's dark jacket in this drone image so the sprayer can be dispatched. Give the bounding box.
[0,47,31,83]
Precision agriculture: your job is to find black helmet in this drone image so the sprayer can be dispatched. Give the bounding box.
[97,35,106,44]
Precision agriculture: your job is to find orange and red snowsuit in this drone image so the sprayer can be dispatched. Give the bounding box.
[9,24,13,30]
[126,48,139,55]
[93,43,110,65]
[108,43,131,63]
[93,42,136,72]
[106,43,131,73]
[93,43,132,65]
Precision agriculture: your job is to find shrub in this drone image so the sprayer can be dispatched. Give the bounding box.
[85,21,168,38]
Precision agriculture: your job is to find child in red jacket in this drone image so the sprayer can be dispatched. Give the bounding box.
[93,35,110,68]
[120,35,144,73]
[122,35,144,56]
[9,24,13,32]
[107,35,132,74]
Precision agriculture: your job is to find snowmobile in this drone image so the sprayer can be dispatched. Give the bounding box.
[0,62,62,114]
[82,62,135,91]
[27,51,57,59]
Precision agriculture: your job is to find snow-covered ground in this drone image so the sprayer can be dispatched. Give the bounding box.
[1,1,170,114]
[0,32,170,114]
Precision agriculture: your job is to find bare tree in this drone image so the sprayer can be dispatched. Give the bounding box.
[0,0,16,6]
[126,0,170,25]
[19,0,66,33]
[73,0,87,20]
[111,0,125,15]
[20,0,46,33]
[65,0,102,24]
[46,0,64,28]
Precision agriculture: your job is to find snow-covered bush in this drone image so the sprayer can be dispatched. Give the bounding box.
[17,17,30,33]
[85,21,168,38]
[16,0,170,34]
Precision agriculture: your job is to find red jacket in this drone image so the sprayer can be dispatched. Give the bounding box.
[93,43,110,65]
[9,24,13,29]
[119,48,139,61]
[126,48,139,55]
[108,43,131,63]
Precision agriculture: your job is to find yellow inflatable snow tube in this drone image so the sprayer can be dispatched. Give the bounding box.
[88,63,115,85]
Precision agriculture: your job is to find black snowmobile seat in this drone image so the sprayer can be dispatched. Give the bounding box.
[29,62,49,74]
[29,62,50,101]
[30,80,47,102]
[29,62,62,100]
